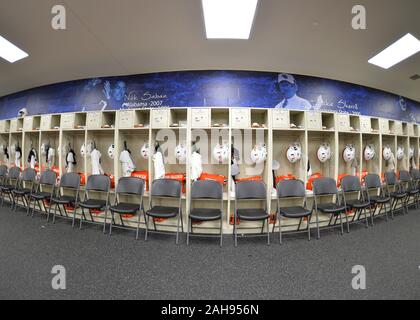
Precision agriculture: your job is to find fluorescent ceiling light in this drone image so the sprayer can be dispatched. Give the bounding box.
[202,0,258,39]
[368,33,420,69]
[0,35,28,63]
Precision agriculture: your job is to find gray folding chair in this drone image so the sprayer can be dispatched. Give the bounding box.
[77,174,111,233]
[384,171,408,216]
[188,180,223,247]
[399,170,419,210]
[234,181,270,247]
[0,165,8,186]
[364,173,391,222]
[28,170,57,217]
[0,166,21,208]
[410,169,420,206]
[312,177,348,238]
[341,175,373,228]
[12,168,37,212]
[48,172,81,224]
[275,179,312,244]
[109,177,145,239]
[145,179,183,244]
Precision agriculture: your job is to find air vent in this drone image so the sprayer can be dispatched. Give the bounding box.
[410,74,420,80]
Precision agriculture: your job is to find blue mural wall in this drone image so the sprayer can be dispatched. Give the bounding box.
[0,70,419,122]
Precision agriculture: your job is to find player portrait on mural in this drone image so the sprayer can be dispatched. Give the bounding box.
[275,73,314,110]
[80,78,127,111]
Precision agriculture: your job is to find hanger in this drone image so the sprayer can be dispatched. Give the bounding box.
[124,140,131,154]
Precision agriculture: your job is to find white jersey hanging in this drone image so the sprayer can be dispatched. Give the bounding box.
[153,151,165,180]
[120,150,136,177]
[90,149,104,175]
[66,149,76,173]
[15,146,22,168]
[47,148,56,169]
[190,151,203,181]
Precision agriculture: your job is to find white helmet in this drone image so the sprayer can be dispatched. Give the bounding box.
[286,143,302,164]
[343,144,356,163]
[364,144,376,161]
[18,108,28,118]
[383,146,392,161]
[175,144,187,162]
[409,146,415,159]
[396,146,404,161]
[80,142,93,157]
[140,143,150,160]
[107,144,115,159]
[317,143,331,163]
[213,143,230,163]
[251,143,268,165]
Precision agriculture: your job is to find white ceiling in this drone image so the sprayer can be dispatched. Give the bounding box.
[0,0,419,101]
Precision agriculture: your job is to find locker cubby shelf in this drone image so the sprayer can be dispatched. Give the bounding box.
[118,129,150,179]
[338,132,361,176]
[23,132,40,169]
[250,109,268,128]
[361,133,380,175]
[396,136,409,171]
[62,130,86,175]
[289,111,305,129]
[211,109,230,128]
[272,130,306,182]
[86,130,116,178]
[321,113,335,131]
[307,131,335,179]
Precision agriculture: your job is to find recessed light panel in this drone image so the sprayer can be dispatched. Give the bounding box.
[369,33,420,69]
[202,0,258,39]
[0,35,28,63]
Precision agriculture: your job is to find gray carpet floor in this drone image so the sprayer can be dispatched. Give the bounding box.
[0,205,419,300]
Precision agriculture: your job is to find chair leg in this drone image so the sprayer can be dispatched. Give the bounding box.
[53,203,58,224]
[175,213,180,245]
[315,210,320,239]
[103,209,108,234]
[368,206,374,227]
[266,218,270,246]
[364,209,369,228]
[345,211,350,233]
[279,215,282,245]
[186,217,190,246]
[26,198,31,216]
[71,205,77,228]
[47,202,53,223]
[307,216,311,241]
[144,215,149,241]
[234,215,238,247]
[135,212,140,240]
[339,213,344,235]
[219,218,223,248]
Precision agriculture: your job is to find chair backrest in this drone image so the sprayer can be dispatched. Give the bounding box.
[0,165,8,177]
[60,172,81,189]
[384,171,398,185]
[236,181,267,200]
[8,166,21,180]
[151,179,182,198]
[399,170,412,183]
[277,179,306,198]
[39,170,57,186]
[191,180,223,199]
[116,177,144,196]
[341,175,361,193]
[312,177,338,196]
[411,168,420,180]
[364,173,382,189]
[21,168,37,182]
[86,174,111,193]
